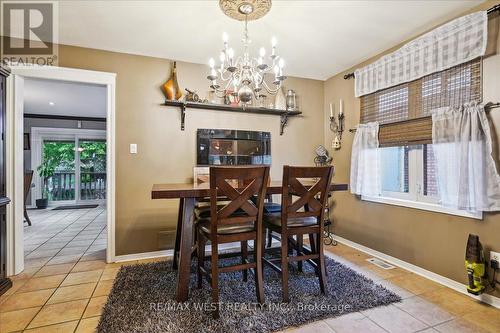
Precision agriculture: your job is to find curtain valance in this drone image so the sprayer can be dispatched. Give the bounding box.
[354,11,488,97]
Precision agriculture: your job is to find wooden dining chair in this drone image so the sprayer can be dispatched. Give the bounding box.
[196,166,269,318]
[262,165,333,302]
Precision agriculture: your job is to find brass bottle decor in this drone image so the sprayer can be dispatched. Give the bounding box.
[162,61,182,100]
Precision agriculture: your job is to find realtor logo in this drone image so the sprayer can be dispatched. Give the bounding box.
[1,1,58,66]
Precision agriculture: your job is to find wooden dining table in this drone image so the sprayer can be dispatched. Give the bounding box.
[151,181,349,302]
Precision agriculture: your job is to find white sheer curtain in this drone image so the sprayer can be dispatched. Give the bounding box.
[350,122,381,196]
[432,104,500,212]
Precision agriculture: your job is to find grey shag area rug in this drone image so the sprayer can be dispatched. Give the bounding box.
[98,256,401,333]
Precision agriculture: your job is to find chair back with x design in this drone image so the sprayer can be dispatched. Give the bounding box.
[281,166,334,229]
[209,166,270,233]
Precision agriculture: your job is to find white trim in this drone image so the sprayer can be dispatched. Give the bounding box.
[106,81,116,263]
[361,195,483,220]
[8,65,116,85]
[333,235,500,309]
[114,250,173,263]
[5,74,25,275]
[5,65,117,275]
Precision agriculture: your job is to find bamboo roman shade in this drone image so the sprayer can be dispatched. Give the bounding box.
[360,58,482,147]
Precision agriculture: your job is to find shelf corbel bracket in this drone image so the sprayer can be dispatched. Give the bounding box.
[280,112,289,135]
[180,103,186,131]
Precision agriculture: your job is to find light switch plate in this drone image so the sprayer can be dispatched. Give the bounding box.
[491,251,500,264]
[130,143,137,154]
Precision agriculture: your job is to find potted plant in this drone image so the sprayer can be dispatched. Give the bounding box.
[36,161,54,209]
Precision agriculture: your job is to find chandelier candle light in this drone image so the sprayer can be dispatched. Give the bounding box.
[207,0,287,106]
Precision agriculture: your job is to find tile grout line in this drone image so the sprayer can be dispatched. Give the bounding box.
[5,207,106,331]
[27,208,104,268]
[25,209,93,262]
[392,300,438,330]
[23,210,77,256]
[75,268,106,332]
[2,209,80,304]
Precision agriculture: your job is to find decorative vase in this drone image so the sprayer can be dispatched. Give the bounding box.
[275,87,286,110]
[162,61,182,101]
[286,89,297,111]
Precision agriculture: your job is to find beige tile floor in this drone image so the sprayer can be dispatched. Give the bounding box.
[1,208,499,332]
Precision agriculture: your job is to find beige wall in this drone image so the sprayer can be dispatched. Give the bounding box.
[325,0,500,297]
[55,45,324,255]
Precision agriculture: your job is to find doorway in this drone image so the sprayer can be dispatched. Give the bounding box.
[5,66,116,275]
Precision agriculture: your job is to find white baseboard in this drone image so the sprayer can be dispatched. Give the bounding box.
[114,249,173,262]
[333,235,500,309]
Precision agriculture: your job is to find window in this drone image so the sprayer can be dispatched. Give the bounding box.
[360,58,482,219]
[380,146,409,195]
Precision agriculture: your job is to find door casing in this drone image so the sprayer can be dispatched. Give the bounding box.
[5,65,116,275]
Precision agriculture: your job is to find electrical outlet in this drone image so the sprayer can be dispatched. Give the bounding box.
[491,251,500,266]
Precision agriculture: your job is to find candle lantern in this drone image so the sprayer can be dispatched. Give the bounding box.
[329,100,345,150]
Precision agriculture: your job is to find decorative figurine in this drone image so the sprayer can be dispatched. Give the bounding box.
[184,88,200,102]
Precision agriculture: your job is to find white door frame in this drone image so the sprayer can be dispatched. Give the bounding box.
[30,127,106,206]
[5,65,116,275]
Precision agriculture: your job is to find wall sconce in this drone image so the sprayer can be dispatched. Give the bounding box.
[329,100,345,149]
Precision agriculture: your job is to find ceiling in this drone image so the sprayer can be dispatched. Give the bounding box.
[55,0,482,80]
[7,1,482,80]
[24,78,107,118]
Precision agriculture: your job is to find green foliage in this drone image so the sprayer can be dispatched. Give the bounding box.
[80,141,106,172]
[37,142,74,198]
[37,141,106,199]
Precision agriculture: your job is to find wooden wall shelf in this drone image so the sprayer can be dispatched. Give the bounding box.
[162,100,302,135]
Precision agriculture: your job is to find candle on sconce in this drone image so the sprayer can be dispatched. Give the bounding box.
[339,99,344,116]
[329,103,334,118]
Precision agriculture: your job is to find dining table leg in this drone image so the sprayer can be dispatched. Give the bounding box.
[172,198,185,270]
[175,197,195,302]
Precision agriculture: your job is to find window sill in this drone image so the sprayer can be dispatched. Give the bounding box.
[361,195,483,220]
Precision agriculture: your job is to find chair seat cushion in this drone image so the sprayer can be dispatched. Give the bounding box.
[264,202,282,214]
[264,213,318,227]
[198,220,255,235]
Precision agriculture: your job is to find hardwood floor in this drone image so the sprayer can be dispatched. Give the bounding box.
[0,208,498,332]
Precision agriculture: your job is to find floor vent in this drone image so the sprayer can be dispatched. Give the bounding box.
[366,258,396,270]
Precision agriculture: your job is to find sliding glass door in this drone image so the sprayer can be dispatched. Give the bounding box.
[32,128,106,206]
[78,140,106,201]
[42,140,76,202]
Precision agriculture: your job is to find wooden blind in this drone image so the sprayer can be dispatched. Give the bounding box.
[360,58,482,147]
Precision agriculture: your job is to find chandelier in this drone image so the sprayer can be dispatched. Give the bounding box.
[207,0,286,106]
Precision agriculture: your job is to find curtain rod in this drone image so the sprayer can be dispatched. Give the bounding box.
[348,103,500,133]
[343,5,500,80]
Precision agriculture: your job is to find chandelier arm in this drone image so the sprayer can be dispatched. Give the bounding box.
[234,56,244,68]
[213,90,226,99]
[262,80,282,95]
[208,3,286,103]
[223,77,234,91]
[220,70,232,81]
[211,77,233,96]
